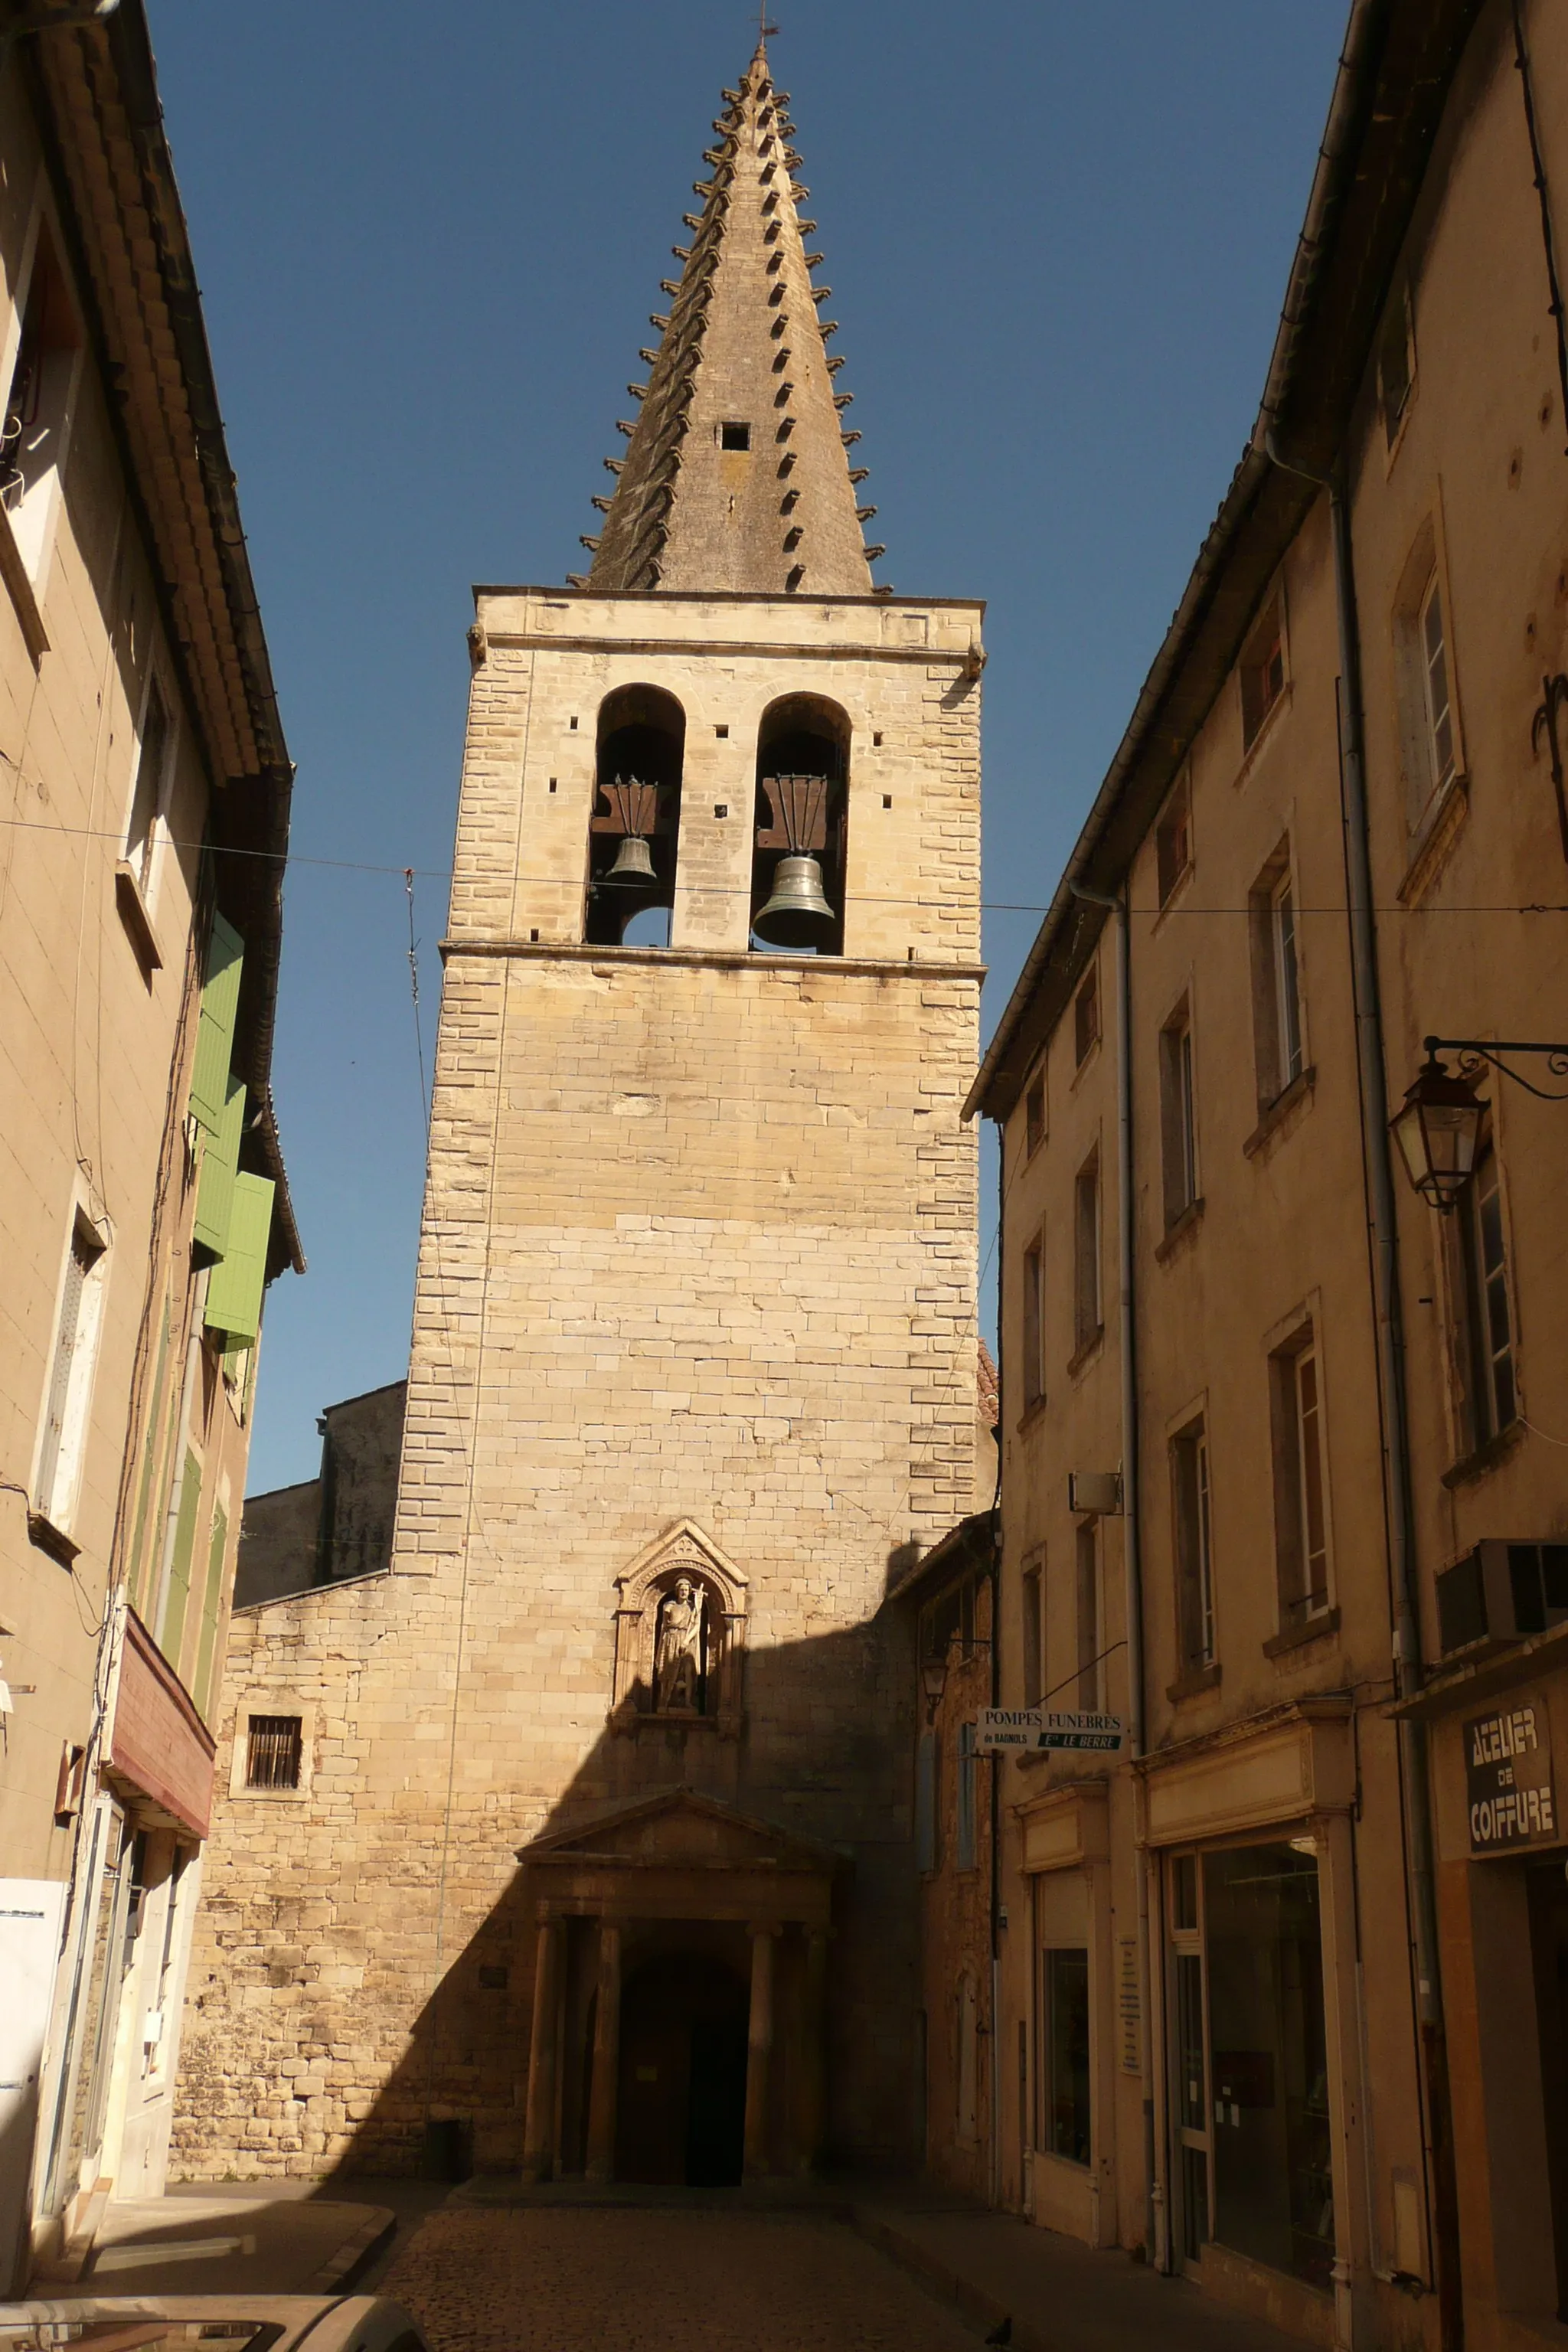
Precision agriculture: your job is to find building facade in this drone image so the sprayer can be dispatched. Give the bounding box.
[0,1,298,2291]
[973,3,1568,2349]
[177,41,987,2191]
[235,1380,407,1609]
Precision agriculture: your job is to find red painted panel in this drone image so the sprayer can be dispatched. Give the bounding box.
[109,1609,216,1839]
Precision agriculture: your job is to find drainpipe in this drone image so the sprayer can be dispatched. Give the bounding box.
[1067,880,1158,2269]
[1266,433,1459,2346]
[989,1133,1004,2214]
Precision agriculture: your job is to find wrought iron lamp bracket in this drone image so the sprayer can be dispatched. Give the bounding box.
[1424,1034,1568,1102]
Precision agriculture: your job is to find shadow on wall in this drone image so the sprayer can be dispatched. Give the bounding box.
[181,1556,925,2189]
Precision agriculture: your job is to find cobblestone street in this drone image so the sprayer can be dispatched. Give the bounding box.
[381,2207,981,2352]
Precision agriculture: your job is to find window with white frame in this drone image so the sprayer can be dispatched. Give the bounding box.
[1419,570,1457,802]
[1073,1148,1102,1354]
[1159,999,1198,1227]
[1172,1417,1214,1671]
[1393,521,1463,835]
[1377,281,1415,449]
[1021,1551,1044,1710]
[1270,1330,1329,1625]
[1240,596,1286,751]
[1,211,81,580]
[1021,1230,1045,1410]
[1075,1519,1100,1707]
[123,675,174,899]
[33,1208,108,1539]
[1155,770,1192,908]
[1249,844,1305,1112]
[1448,1138,1517,1454]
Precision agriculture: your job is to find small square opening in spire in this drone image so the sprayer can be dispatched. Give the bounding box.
[720,421,752,451]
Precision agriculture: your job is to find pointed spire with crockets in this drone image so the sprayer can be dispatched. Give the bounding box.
[581,42,879,596]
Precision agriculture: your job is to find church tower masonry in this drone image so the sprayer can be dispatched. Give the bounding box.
[178,43,985,2185]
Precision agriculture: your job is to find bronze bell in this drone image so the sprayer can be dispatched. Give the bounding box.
[753,851,835,946]
[601,832,656,887]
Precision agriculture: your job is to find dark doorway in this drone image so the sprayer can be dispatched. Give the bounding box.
[1527,1858,1568,2321]
[615,1950,749,2187]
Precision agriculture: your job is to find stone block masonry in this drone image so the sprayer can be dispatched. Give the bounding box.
[178,586,984,2182]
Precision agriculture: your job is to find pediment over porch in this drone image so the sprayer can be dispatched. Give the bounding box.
[516,1785,841,1929]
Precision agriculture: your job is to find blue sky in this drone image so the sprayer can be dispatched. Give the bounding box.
[146,2,1345,1495]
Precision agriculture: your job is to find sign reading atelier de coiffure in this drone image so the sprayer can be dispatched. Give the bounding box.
[1465,1692,1557,1854]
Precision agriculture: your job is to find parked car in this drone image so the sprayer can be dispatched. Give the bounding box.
[0,2297,432,2352]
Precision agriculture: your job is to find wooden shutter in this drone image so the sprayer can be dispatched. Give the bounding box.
[189,914,243,1135]
[193,1500,228,1719]
[204,1174,274,1343]
[161,1447,203,1664]
[192,1073,245,1261]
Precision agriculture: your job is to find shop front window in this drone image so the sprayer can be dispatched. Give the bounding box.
[1043,1945,1091,2165]
[1204,1841,1333,2290]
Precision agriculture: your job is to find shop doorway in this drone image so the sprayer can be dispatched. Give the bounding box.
[614,1951,748,2187]
[1527,1859,1568,2321]
[1167,1840,1334,2292]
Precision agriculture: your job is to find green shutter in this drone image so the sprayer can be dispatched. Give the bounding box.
[189,913,243,1135]
[194,1500,228,1720]
[161,1447,203,1666]
[192,1073,245,1261]
[204,1173,274,1343]
[126,1308,170,1617]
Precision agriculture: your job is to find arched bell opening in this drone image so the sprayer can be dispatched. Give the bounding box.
[586,684,686,946]
[750,693,850,956]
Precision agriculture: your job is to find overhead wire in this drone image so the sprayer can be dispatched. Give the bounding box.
[0,804,1560,918]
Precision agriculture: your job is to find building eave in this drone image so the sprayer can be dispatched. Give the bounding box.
[18,4,297,1230]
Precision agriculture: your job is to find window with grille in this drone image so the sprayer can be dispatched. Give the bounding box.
[245,1714,302,1790]
[1043,1948,1091,2166]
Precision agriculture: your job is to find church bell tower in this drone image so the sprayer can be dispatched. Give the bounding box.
[404,36,986,2177]
[185,39,985,2190]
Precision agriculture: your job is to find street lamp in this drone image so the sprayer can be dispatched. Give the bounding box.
[1392,1034,1568,1210]
[920,1652,949,1720]
[1390,1049,1486,1212]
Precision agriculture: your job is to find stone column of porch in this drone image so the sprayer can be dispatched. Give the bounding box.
[585,1918,622,2184]
[521,1909,566,2183]
[743,1922,779,2179]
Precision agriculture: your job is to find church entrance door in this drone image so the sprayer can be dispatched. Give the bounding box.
[615,1950,748,2186]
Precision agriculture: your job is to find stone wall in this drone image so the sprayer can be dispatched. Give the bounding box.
[178,589,983,2182]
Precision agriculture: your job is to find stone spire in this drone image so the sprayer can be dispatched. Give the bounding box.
[580,42,881,596]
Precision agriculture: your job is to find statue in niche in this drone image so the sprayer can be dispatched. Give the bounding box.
[654,1575,705,1712]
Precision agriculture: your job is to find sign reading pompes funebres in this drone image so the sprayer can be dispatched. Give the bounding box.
[973,1708,1125,1755]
